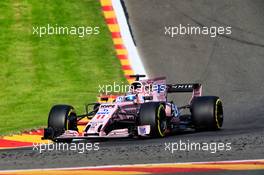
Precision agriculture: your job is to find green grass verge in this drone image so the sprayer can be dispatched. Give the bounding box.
[0,0,126,135]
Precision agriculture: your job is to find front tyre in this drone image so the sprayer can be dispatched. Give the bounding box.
[139,102,167,137]
[191,96,223,131]
[47,105,78,140]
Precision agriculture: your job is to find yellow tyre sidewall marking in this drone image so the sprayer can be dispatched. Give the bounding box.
[157,105,165,137]
[215,99,222,129]
[66,108,74,130]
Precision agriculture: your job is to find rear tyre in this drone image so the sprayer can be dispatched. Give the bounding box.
[48,105,78,141]
[139,102,167,137]
[191,96,223,131]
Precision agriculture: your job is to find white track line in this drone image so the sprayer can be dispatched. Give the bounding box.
[111,0,147,77]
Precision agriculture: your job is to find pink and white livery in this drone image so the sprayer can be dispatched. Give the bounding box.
[43,75,224,142]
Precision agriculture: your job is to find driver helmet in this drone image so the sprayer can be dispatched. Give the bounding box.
[125,94,136,101]
[130,81,142,93]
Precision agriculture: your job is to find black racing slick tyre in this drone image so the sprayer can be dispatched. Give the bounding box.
[191,96,224,131]
[47,105,78,140]
[139,102,167,137]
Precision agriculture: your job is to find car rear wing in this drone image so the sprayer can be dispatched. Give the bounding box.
[167,83,202,103]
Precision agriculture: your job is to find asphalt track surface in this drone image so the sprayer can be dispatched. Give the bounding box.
[1,0,264,173]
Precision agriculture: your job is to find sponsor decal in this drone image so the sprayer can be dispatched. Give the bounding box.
[97,109,110,115]
[172,84,193,89]
[138,125,150,135]
[153,84,166,93]
[90,122,98,128]
[100,104,115,108]
[139,127,146,134]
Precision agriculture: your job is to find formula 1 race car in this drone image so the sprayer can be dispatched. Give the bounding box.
[43,75,224,142]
